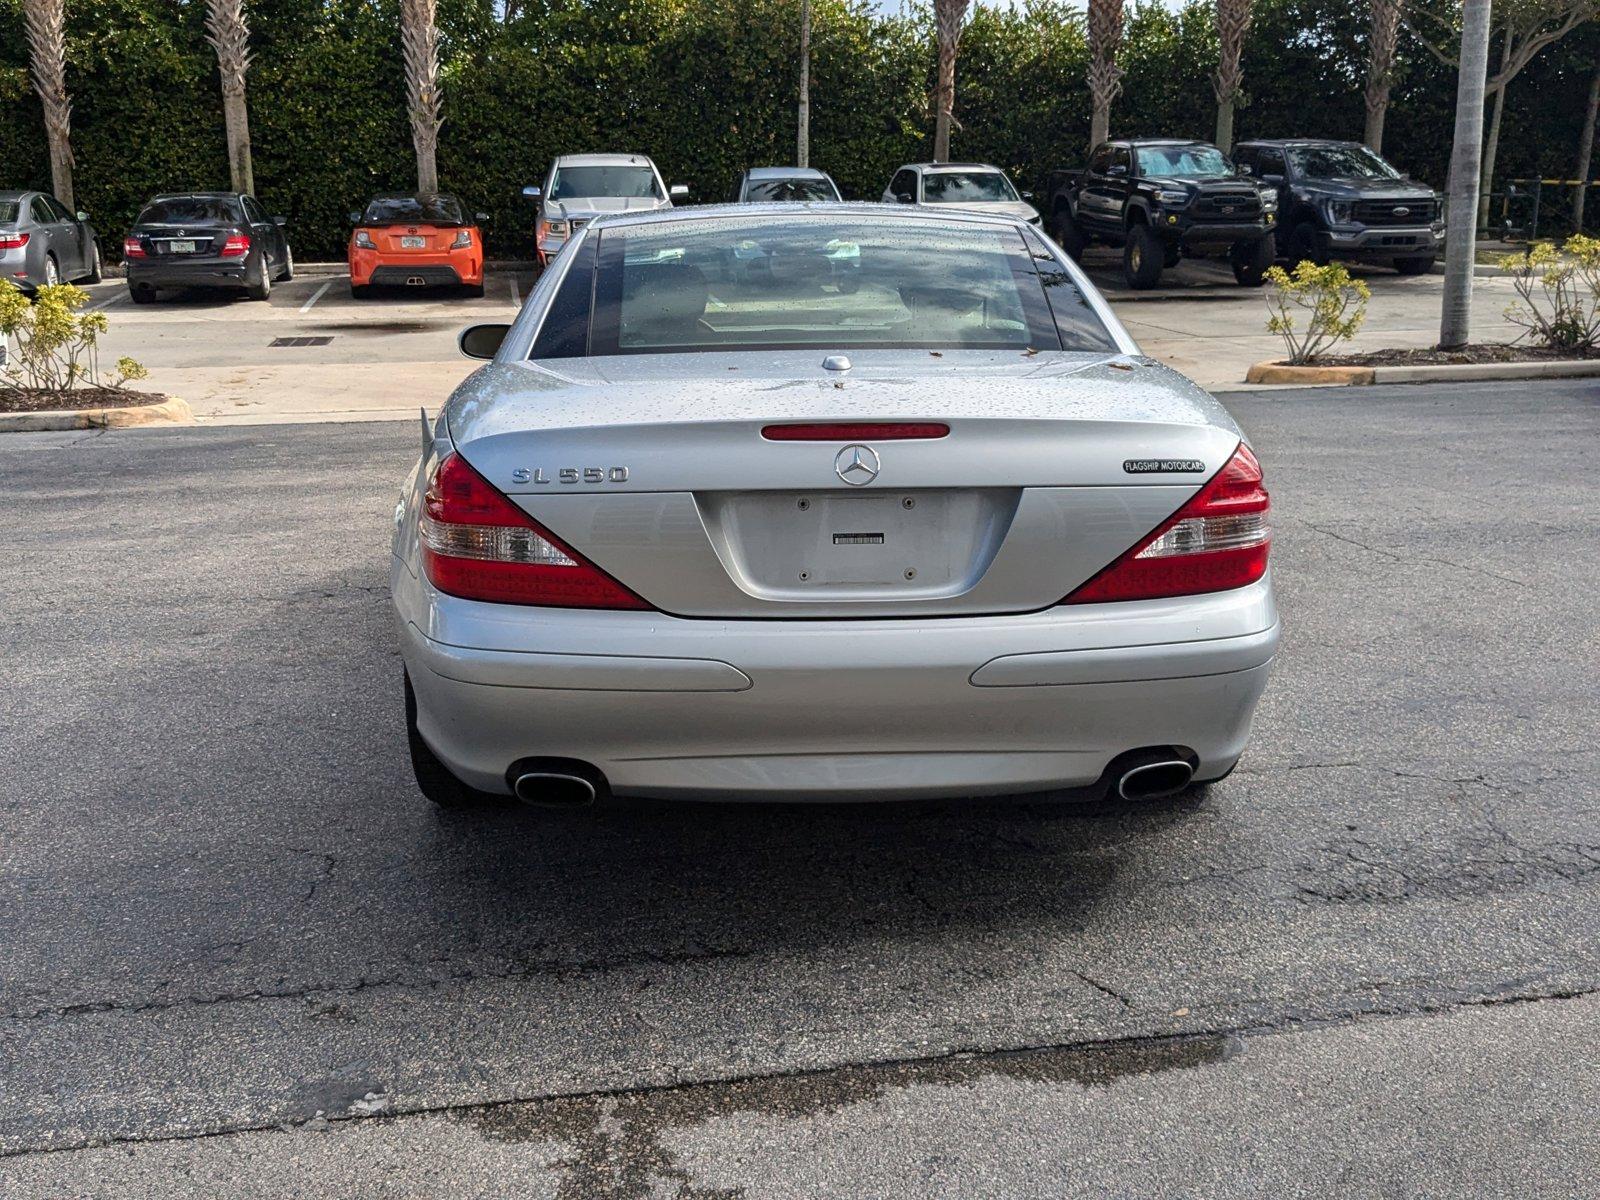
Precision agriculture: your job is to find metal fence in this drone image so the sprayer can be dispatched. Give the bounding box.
[1484,179,1600,241]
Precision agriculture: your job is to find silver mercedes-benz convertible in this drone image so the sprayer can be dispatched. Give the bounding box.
[391,203,1278,807]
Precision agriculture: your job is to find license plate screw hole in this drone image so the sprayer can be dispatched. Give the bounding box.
[798,570,811,581]
[902,497,915,509]
[797,498,811,511]
[904,568,916,580]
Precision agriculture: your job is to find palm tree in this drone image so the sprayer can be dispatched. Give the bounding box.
[23,0,74,211]
[932,0,970,163]
[1576,62,1599,230]
[1086,0,1126,150]
[401,0,443,193]
[1364,0,1403,153]
[798,0,811,168]
[205,0,254,196]
[1211,0,1252,153]
[1440,0,1493,350]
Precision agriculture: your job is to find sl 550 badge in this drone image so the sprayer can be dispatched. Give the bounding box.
[511,466,630,484]
[1123,458,1206,474]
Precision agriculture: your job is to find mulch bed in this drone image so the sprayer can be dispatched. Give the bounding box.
[1311,344,1598,368]
[0,387,167,414]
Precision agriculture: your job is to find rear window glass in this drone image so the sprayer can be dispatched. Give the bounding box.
[558,215,1114,358]
[361,195,466,226]
[744,177,840,203]
[921,172,1018,203]
[136,197,242,224]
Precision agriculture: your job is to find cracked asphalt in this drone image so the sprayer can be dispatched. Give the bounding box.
[1,379,1596,1196]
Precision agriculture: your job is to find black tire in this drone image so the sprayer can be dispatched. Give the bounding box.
[1231,233,1276,287]
[1394,254,1435,276]
[85,243,103,284]
[276,244,294,282]
[462,281,485,298]
[128,282,157,304]
[1163,244,1183,269]
[1051,209,1086,261]
[245,253,271,301]
[350,283,372,299]
[1122,224,1164,289]
[1283,220,1326,267]
[405,673,492,810]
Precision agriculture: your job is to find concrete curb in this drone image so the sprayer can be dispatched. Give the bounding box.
[1245,358,1600,387]
[0,394,192,432]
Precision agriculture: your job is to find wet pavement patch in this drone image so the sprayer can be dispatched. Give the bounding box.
[461,1034,1238,1198]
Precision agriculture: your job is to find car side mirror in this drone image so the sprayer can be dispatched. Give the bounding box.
[1020,190,1034,200]
[1263,173,1284,185]
[348,211,361,224]
[896,193,916,204]
[475,212,490,222]
[521,186,541,201]
[669,184,690,199]
[272,215,287,227]
[76,210,89,221]
[459,323,510,360]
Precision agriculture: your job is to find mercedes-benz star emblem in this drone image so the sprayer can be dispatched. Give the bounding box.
[834,444,881,486]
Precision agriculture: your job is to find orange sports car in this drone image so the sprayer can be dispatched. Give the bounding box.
[348,192,486,297]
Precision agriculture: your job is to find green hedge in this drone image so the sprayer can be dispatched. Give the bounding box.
[1,0,1595,259]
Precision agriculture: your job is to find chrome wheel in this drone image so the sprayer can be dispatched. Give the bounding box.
[43,256,59,286]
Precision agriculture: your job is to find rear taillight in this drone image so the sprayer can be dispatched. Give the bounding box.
[762,422,949,441]
[220,234,251,257]
[451,229,472,249]
[122,236,145,258]
[1064,443,1270,604]
[420,452,651,610]
[0,232,29,250]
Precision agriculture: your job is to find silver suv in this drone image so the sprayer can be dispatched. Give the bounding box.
[881,163,1041,227]
[522,154,688,265]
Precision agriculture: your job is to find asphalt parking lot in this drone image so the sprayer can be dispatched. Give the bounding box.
[70,254,1528,422]
[1,379,1596,1196]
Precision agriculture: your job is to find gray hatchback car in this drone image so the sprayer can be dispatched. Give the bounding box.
[0,190,103,293]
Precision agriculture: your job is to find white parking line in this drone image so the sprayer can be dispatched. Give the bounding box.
[88,291,125,312]
[508,278,521,308]
[299,280,333,313]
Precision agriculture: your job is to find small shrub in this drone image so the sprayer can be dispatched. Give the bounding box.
[1498,235,1600,352]
[1262,261,1371,365]
[0,282,149,395]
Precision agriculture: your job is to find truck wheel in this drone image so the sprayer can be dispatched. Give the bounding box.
[1122,225,1163,289]
[1051,210,1086,261]
[1231,234,1276,287]
[1394,254,1435,276]
[1284,221,1326,267]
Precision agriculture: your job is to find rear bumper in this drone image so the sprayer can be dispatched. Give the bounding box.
[368,265,465,287]
[127,259,248,289]
[395,557,1279,800]
[351,248,481,287]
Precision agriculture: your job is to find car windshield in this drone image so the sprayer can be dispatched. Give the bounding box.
[361,194,467,225]
[0,201,19,223]
[135,197,242,224]
[920,171,1018,203]
[1288,145,1401,180]
[550,166,663,201]
[1135,146,1232,179]
[562,216,1114,357]
[745,177,840,202]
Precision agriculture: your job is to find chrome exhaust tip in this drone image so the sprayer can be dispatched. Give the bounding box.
[1116,756,1195,801]
[406,275,426,286]
[506,758,608,808]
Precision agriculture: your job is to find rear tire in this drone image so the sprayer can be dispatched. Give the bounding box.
[1394,254,1435,276]
[43,254,60,287]
[245,254,271,301]
[350,283,372,299]
[128,282,157,304]
[1051,209,1086,261]
[277,244,295,282]
[405,673,492,810]
[85,243,103,284]
[1122,224,1163,289]
[1231,234,1275,287]
[462,281,485,298]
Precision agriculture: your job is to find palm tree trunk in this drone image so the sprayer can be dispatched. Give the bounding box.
[797,0,810,168]
[1573,63,1599,232]
[1363,0,1401,153]
[932,0,968,162]
[1211,0,1252,153]
[1476,21,1513,232]
[23,0,74,211]
[402,0,443,193]
[1441,0,1494,350]
[205,0,254,196]
[1087,0,1126,151]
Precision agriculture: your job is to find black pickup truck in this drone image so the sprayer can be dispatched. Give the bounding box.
[1231,139,1443,274]
[1045,139,1279,289]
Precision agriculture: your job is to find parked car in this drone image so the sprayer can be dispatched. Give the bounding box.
[395,204,1277,809]
[123,192,291,303]
[1045,139,1278,289]
[522,153,688,266]
[735,167,842,203]
[349,193,487,298]
[882,163,1040,226]
[1232,139,1444,275]
[0,189,102,293]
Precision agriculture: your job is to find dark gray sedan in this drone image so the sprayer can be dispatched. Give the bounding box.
[0,190,103,293]
[123,191,292,303]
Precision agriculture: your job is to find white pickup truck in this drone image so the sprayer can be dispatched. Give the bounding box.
[523,153,689,266]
